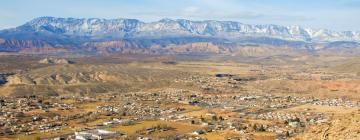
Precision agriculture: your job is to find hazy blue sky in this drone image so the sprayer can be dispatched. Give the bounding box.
[1,0,360,31]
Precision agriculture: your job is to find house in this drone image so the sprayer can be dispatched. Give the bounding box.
[75,129,122,140]
[137,136,152,140]
[192,130,205,135]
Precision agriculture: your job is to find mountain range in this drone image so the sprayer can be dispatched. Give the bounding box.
[0,17,359,56]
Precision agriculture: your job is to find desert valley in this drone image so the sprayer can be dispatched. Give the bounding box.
[1,47,360,140]
[0,10,360,140]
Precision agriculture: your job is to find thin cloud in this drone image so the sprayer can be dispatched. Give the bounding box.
[183,6,201,14]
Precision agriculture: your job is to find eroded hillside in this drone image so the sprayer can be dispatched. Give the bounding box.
[0,64,190,96]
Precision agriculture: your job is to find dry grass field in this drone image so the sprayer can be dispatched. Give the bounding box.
[107,120,202,137]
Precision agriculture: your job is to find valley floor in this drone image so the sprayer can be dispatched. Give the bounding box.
[0,54,360,140]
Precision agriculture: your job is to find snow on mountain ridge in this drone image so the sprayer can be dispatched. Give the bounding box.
[13,17,360,42]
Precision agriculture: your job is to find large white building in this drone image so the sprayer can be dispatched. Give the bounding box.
[75,129,120,140]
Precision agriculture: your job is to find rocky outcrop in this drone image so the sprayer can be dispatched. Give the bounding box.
[0,39,53,52]
[1,64,187,96]
[166,42,224,54]
[83,40,147,54]
[38,58,74,64]
[6,75,35,85]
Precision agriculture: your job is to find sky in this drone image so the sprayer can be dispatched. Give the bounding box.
[1,0,360,31]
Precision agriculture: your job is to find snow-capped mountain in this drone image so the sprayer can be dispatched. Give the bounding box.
[4,17,360,42]
[1,17,360,56]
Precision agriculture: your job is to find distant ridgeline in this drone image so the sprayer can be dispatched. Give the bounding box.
[0,17,360,56]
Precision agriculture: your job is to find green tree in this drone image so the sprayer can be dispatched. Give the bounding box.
[212,116,218,121]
